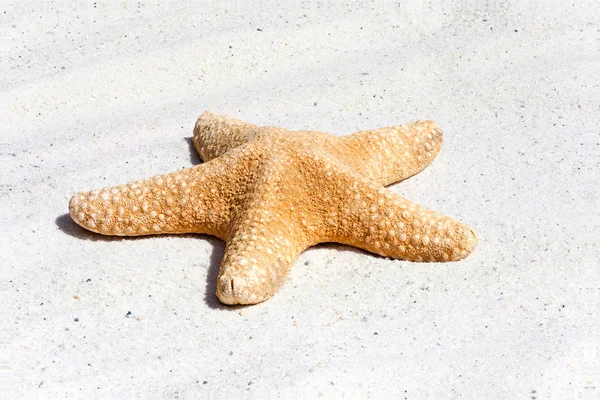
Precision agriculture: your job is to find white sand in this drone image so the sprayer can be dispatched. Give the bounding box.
[2,1,598,398]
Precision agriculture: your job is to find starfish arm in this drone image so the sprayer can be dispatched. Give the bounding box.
[193,110,262,162]
[69,146,257,239]
[339,120,443,186]
[216,215,309,305]
[325,175,477,262]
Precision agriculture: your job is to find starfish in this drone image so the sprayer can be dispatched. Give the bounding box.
[69,111,477,305]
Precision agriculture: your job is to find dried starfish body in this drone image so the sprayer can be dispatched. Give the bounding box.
[69,111,477,305]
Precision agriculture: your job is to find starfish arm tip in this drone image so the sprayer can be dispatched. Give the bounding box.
[193,111,260,162]
[342,120,444,185]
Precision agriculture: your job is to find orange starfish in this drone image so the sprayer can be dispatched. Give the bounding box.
[69,111,477,304]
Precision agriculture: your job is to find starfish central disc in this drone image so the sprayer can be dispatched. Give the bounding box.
[69,111,477,305]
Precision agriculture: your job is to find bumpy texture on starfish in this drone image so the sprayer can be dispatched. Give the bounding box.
[69,111,477,305]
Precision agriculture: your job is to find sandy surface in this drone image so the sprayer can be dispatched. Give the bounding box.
[2,1,599,398]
